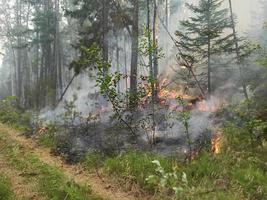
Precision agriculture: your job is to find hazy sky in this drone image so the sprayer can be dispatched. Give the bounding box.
[185,0,264,33]
[231,0,263,32]
[0,0,265,67]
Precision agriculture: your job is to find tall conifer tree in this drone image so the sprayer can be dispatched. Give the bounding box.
[176,0,235,95]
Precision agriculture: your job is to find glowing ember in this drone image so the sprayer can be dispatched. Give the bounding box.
[196,100,218,112]
[158,88,182,99]
[158,78,193,101]
[211,130,223,154]
[38,126,49,135]
[143,77,227,113]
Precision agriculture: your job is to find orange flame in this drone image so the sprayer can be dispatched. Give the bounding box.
[197,101,218,112]
[143,78,227,113]
[158,78,193,101]
[211,130,222,154]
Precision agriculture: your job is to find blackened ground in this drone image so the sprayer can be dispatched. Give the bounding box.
[51,120,214,164]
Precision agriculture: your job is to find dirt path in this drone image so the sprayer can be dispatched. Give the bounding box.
[0,124,138,200]
[0,159,44,200]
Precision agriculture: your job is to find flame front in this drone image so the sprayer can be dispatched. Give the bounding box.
[211,130,222,154]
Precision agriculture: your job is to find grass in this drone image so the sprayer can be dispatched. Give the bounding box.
[0,132,102,200]
[1,99,266,199]
[83,150,177,195]
[82,124,267,200]
[103,151,175,190]
[37,133,57,148]
[0,173,14,200]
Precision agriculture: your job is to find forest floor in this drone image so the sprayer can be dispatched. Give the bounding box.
[0,123,141,200]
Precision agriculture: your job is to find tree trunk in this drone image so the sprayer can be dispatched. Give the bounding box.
[207,37,211,95]
[165,0,169,30]
[102,0,109,68]
[54,0,62,107]
[152,0,159,99]
[228,0,249,100]
[129,0,139,109]
[16,0,23,106]
[115,32,120,93]
[207,0,211,95]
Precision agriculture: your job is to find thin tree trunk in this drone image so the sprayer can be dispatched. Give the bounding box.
[129,0,139,109]
[165,0,169,30]
[116,33,120,93]
[207,38,211,95]
[152,0,159,99]
[147,0,156,145]
[102,0,109,69]
[207,0,211,95]
[53,0,62,107]
[16,0,23,106]
[228,0,249,100]
[124,34,129,106]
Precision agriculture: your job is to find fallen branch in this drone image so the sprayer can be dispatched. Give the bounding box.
[57,74,77,105]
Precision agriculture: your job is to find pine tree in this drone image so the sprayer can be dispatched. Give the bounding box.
[176,0,235,95]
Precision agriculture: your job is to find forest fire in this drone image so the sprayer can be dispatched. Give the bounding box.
[157,78,193,100]
[196,100,220,113]
[156,77,229,113]
[211,130,223,154]
[157,83,224,113]
[37,126,49,135]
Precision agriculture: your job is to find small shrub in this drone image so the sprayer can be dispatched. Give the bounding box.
[37,123,58,148]
[0,96,32,130]
[103,151,175,191]
[146,160,188,195]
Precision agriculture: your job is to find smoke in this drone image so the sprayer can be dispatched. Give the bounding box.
[39,73,112,124]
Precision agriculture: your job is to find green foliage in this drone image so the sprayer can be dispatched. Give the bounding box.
[176,0,234,60]
[37,124,57,148]
[0,96,20,124]
[60,95,82,127]
[83,152,104,170]
[175,0,236,89]
[82,120,267,199]
[0,174,13,200]
[230,101,267,146]
[169,97,192,159]
[37,165,96,200]
[139,28,164,60]
[222,124,267,199]
[103,151,175,192]
[0,96,31,129]
[0,132,102,200]
[146,160,188,195]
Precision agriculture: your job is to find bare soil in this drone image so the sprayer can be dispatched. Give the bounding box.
[0,124,145,200]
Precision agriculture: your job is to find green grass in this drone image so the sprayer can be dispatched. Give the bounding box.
[82,124,267,200]
[0,173,14,200]
[37,133,57,148]
[0,132,102,200]
[83,151,176,193]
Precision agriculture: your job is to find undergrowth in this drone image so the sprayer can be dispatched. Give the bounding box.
[1,96,266,199]
[82,122,267,200]
[0,96,31,130]
[0,132,102,200]
[0,173,14,200]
